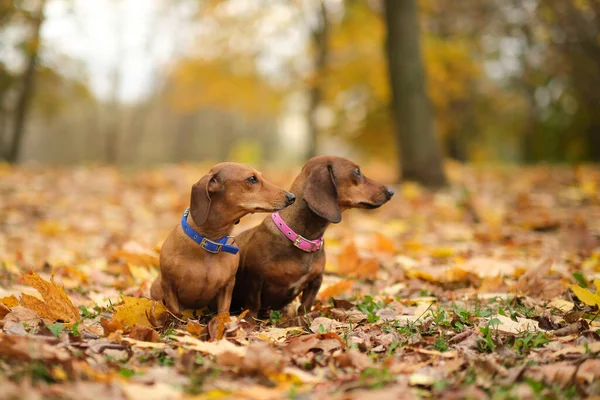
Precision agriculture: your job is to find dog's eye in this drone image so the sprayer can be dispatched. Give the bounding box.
[246,176,258,184]
[354,168,361,178]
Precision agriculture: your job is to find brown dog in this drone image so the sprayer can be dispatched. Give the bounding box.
[151,162,295,316]
[231,156,394,321]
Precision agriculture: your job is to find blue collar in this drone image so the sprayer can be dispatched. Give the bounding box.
[181,209,239,255]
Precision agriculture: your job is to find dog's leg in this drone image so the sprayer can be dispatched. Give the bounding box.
[242,274,263,323]
[298,274,323,315]
[161,279,182,316]
[150,274,163,301]
[216,278,235,315]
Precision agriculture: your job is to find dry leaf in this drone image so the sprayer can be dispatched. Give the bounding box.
[208,313,231,341]
[513,259,565,300]
[491,314,539,334]
[172,335,246,357]
[0,295,19,308]
[111,296,167,328]
[128,324,160,342]
[185,320,204,337]
[569,280,600,308]
[285,332,344,355]
[20,271,80,323]
[217,342,283,376]
[317,280,353,300]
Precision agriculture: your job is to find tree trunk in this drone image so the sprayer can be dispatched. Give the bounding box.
[383,0,447,186]
[6,0,45,163]
[305,0,328,160]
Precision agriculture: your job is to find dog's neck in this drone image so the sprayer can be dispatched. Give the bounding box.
[278,194,330,240]
[187,207,238,241]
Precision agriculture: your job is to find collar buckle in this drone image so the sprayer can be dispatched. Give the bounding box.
[293,235,320,252]
[200,237,222,253]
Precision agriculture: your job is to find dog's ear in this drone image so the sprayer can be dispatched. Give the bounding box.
[304,164,341,223]
[190,174,218,226]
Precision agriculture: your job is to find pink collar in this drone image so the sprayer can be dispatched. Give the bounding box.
[271,212,324,252]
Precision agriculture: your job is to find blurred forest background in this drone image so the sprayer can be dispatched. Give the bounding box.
[1,0,600,185]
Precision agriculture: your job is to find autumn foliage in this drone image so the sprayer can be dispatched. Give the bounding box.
[0,162,599,398]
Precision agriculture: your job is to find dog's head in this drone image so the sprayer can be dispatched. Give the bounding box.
[190,163,295,226]
[299,156,394,223]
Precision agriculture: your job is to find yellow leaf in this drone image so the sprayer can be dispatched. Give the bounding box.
[430,247,455,258]
[36,220,65,236]
[20,271,80,323]
[112,296,167,328]
[51,366,68,381]
[569,284,600,308]
[0,295,19,308]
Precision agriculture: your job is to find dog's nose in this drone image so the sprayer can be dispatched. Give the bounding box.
[385,187,395,199]
[285,192,296,204]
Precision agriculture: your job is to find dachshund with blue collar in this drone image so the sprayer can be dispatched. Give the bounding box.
[151,163,295,317]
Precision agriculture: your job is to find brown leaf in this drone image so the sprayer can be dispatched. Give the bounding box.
[575,359,600,386]
[128,324,159,342]
[564,310,585,324]
[525,362,576,388]
[332,298,355,310]
[20,271,80,323]
[553,320,588,337]
[217,342,283,376]
[0,335,70,362]
[286,332,344,355]
[0,303,10,320]
[512,259,565,300]
[336,349,373,371]
[100,316,125,335]
[208,313,231,341]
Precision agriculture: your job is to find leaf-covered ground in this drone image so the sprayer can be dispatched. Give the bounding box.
[1,163,599,400]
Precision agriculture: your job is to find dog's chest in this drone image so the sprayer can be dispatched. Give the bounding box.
[284,258,322,295]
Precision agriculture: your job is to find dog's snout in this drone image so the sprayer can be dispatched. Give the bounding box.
[285,192,296,205]
[385,187,395,199]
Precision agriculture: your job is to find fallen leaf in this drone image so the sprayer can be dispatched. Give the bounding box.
[172,335,246,357]
[111,296,167,329]
[0,335,70,362]
[309,317,347,333]
[547,298,574,312]
[185,320,204,337]
[20,271,80,323]
[0,295,19,308]
[575,358,600,385]
[491,314,539,334]
[336,349,373,371]
[207,313,231,341]
[128,324,160,342]
[569,280,600,308]
[317,280,353,301]
[285,332,344,355]
[550,341,600,358]
[101,316,125,335]
[553,320,588,336]
[217,342,283,376]
[513,259,565,300]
